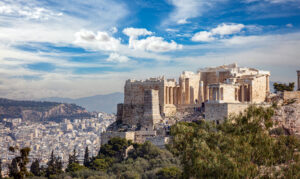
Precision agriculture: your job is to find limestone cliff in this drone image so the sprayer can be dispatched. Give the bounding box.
[0,98,93,122]
[272,100,300,135]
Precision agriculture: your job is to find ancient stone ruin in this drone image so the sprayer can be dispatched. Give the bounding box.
[101,63,272,146]
[117,63,270,128]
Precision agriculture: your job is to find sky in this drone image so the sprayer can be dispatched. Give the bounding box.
[0,0,300,99]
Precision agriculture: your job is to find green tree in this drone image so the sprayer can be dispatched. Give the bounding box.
[45,151,63,177]
[66,148,79,172]
[156,167,182,179]
[84,146,90,167]
[168,105,300,178]
[8,147,31,179]
[0,159,2,179]
[274,82,295,92]
[98,137,131,160]
[30,159,41,176]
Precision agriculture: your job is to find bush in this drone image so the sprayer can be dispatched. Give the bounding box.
[156,167,182,179]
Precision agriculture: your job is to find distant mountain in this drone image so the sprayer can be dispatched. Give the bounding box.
[0,98,92,122]
[40,92,124,114]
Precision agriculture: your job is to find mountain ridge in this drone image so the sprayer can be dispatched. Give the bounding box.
[39,92,124,114]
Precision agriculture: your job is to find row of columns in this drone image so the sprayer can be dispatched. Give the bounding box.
[165,86,180,105]
[208,87,224,101]
[236,84,251,102]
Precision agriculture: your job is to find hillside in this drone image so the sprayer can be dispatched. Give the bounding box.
[40,92,123,114]
[0,98,93,122]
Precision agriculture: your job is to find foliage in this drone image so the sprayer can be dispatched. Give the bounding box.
[156,166,182,179]
[30,159,41,176]
[8,147,31,179]
[168,105,300,178]
[84,146,90,167]
[98,137,132,161]
[45,151,63,178]
[65,163,87,173]
[0,159,2,179]
[274,82,295,93]
[90,158,114,171]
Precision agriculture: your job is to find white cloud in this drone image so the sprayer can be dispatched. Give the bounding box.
[0,2,62,20]
[123,27,153,39]
[165,0,209,25]
[192,31,215,42]
[123,27,182,52]
[286,23,293,28]
[177,18,190,24]
[211,23,245,36]
[192,23,245,42]
[106,53,130,63]
[111,27,118,34]
[129,36,183,52]
[75,30,121,51]
[0,0,128,45]
[166,28,179,32]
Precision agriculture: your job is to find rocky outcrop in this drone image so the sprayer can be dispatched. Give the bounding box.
[272,100,300,135]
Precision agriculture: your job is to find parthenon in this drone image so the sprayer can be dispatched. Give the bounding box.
[116,63,270,129]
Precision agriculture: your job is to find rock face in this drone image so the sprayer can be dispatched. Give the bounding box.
[0,98,93,122]
[272,101,300,135]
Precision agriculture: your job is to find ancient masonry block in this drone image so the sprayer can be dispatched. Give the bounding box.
[142,89,162,130]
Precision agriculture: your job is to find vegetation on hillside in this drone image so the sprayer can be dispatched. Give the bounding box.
[168,105,300,178]
[4,105,300,179]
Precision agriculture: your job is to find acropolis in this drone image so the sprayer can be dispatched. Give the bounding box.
[102,63,271,146]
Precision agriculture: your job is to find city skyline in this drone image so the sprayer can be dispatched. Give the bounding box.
[0,0,299,99]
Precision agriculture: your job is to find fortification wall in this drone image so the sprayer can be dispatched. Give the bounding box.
[142,90,162,129]
[283,91,300,101]
[205,103,249,122]
[101,131,135,145]
[122,104,144,126]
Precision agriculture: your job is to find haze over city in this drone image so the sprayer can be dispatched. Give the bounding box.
[0,0,299,99]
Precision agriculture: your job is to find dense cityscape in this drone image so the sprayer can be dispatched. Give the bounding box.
[0,113,115,175]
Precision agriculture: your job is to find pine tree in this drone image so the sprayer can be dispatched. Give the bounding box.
[45,151,63,177]
[84,146,89,167]
[9,158,19,178]
[30,159,40,176]
[0,159,2,179]
[8,147,31,179]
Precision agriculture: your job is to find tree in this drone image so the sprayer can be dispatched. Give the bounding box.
[30,159,41,176]
[274,82,295,93]
[66,148,80,172]
[45,151,63,177]
[156,167,182,179]
[8,147,31,179]
[168,105,300,178]
[98,137,131,161]
[0,159,2,179]
[84,146,90,167]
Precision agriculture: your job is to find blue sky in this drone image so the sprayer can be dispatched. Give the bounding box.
[0,0,299,99]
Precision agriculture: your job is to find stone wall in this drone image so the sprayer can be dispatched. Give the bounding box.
[205,103,250,122]
[101,131,135,145]
[283,91,300,101]
[142,90,162,129]
[251,75,268,103]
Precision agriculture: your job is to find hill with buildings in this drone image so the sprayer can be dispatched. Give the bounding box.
[0,98,93,122]
[40,92,123,114]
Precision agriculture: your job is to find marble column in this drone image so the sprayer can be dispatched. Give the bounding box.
[165,87,169,104]
[170,87,173,104]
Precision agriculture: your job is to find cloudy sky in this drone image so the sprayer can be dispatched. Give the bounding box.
[0,0,299,99]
